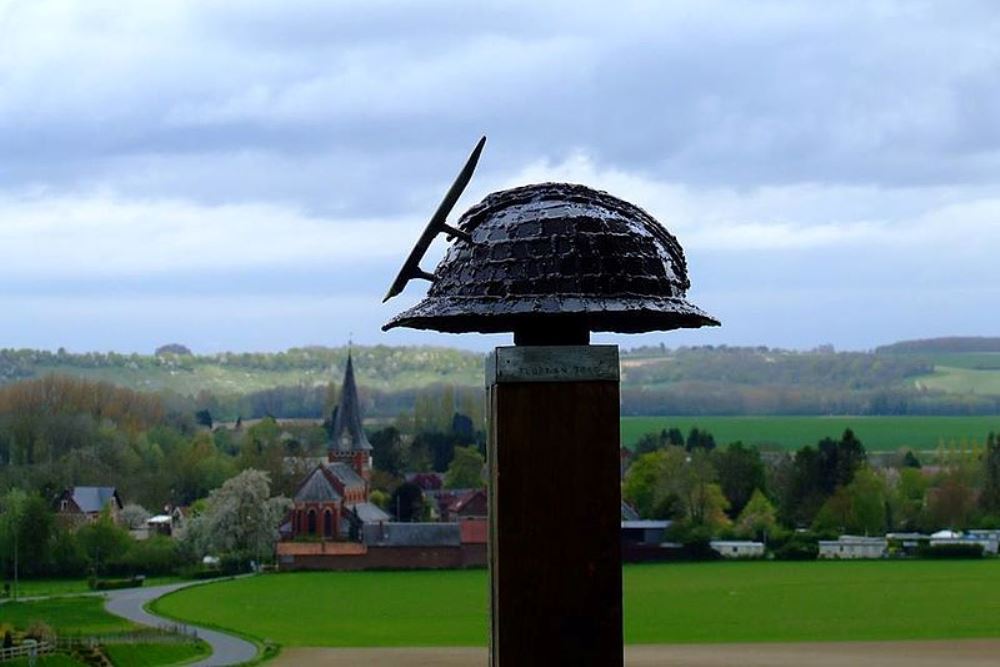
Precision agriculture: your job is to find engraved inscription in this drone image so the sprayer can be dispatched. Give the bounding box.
[488,346,619,384]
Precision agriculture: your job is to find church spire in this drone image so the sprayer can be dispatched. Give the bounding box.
[329,349,372,454]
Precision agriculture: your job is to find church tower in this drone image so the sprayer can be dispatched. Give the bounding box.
[327,351,373,483]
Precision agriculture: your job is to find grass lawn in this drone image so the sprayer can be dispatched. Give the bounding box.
[8,576,188,599]
[153,561,1000,647]
[103,641,210,666]
[620,415,1000,451]
[1,596,136,636]
[154,570,487,647]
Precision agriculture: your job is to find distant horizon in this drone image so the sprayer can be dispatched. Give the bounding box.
[5,333,999,358]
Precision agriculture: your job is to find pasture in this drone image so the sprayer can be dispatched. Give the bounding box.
[1,596,136,636]
[152,561,1000,647]
[620,415,1000,451]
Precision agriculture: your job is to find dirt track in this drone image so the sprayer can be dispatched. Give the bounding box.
[273,640,1000,666]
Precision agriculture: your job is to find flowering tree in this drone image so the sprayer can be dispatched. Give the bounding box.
[120,503,151,530]
[185,469,290,559]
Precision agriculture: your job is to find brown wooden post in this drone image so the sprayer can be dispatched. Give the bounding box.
[487,345,623,667]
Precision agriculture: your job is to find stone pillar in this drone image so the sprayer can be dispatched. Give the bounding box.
[486,345,623,667]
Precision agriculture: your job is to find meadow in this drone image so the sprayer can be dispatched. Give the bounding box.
[152,561,1000,647]
[1,596,136,636]
[1,596,208,666]
[620,415,1000,451]
[6,576,187,599]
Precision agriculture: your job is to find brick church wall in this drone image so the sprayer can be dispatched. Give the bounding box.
[278,543,486,571]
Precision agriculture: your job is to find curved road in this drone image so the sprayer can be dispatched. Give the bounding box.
[104,580,258,667]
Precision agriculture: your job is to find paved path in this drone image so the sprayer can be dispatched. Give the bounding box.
[104,580,258,667]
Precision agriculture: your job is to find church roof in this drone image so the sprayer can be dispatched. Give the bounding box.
[328,353,373,453]
[363,522,461,547]
[294,467,343,503]
[349,501,391,524]
[325,461,366,489]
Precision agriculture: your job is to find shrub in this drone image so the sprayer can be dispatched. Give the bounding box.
[773,534,819,560]
[121,535,186,575]
[25,621,55,643]
[219,551,254,575]
[89,576,145,590]
[918,543,984,559]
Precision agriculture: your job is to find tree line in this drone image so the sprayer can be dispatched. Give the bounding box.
[624,426,1000,552]
[0,375,484,512]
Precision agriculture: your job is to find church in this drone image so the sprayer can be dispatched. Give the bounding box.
[286,352,390,540]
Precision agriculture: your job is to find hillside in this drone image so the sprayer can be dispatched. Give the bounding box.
[0,346,482,394]
[1,337,998,417]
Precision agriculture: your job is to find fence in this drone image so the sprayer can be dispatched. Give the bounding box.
[0,641,54,662]
[57,625,199,649]
[1,625,198,662]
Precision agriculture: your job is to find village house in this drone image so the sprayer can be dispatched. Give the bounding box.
[930,529,999,555]
[54,486,123,525]
[818,535,887,559]
[710,540,765,559]
[442,488,487,522]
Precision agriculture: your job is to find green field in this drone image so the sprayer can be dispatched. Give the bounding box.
[917,366,1000,395]
[620,415,1000,451]
[102,642,209,666]
[153,562,1000,646]
[7,577,187,599]
[1,596,136,636]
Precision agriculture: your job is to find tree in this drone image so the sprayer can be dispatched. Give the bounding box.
[813,467,887,535]
[389,482,425,522]
[1,490,54,580]
[927,471,976,530]
[369,427,405,476]
[686,428,716,452]
[77,507,131,576]
[634,433,662,456]
[198,469,291,559]
[892,467,930,531]
[713,442,765,517]
[902,450,922,469]
[445,446,484,489]
[736,489,777,541]
[817,429,867,494]
[980,432,1000,514]
[658,449,729,530]
[195,410,214,429]
[623,450,672,519]
[120,503,151,530]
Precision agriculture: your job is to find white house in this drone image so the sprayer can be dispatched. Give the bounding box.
[818,535,887,559]
[930,530,998,555]
[710,540,765,559]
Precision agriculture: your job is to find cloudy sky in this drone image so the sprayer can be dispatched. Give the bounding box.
[1,0,998,353]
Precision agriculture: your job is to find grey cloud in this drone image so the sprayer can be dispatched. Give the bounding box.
[4,0,1000,212]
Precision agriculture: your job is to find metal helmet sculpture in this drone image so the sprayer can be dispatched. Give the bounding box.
[383,137,718,345]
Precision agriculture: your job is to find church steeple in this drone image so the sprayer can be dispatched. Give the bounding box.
[328,350,372,480]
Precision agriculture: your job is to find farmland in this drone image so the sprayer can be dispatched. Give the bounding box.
[620,415,1000,451]
[153,561,1000,647]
